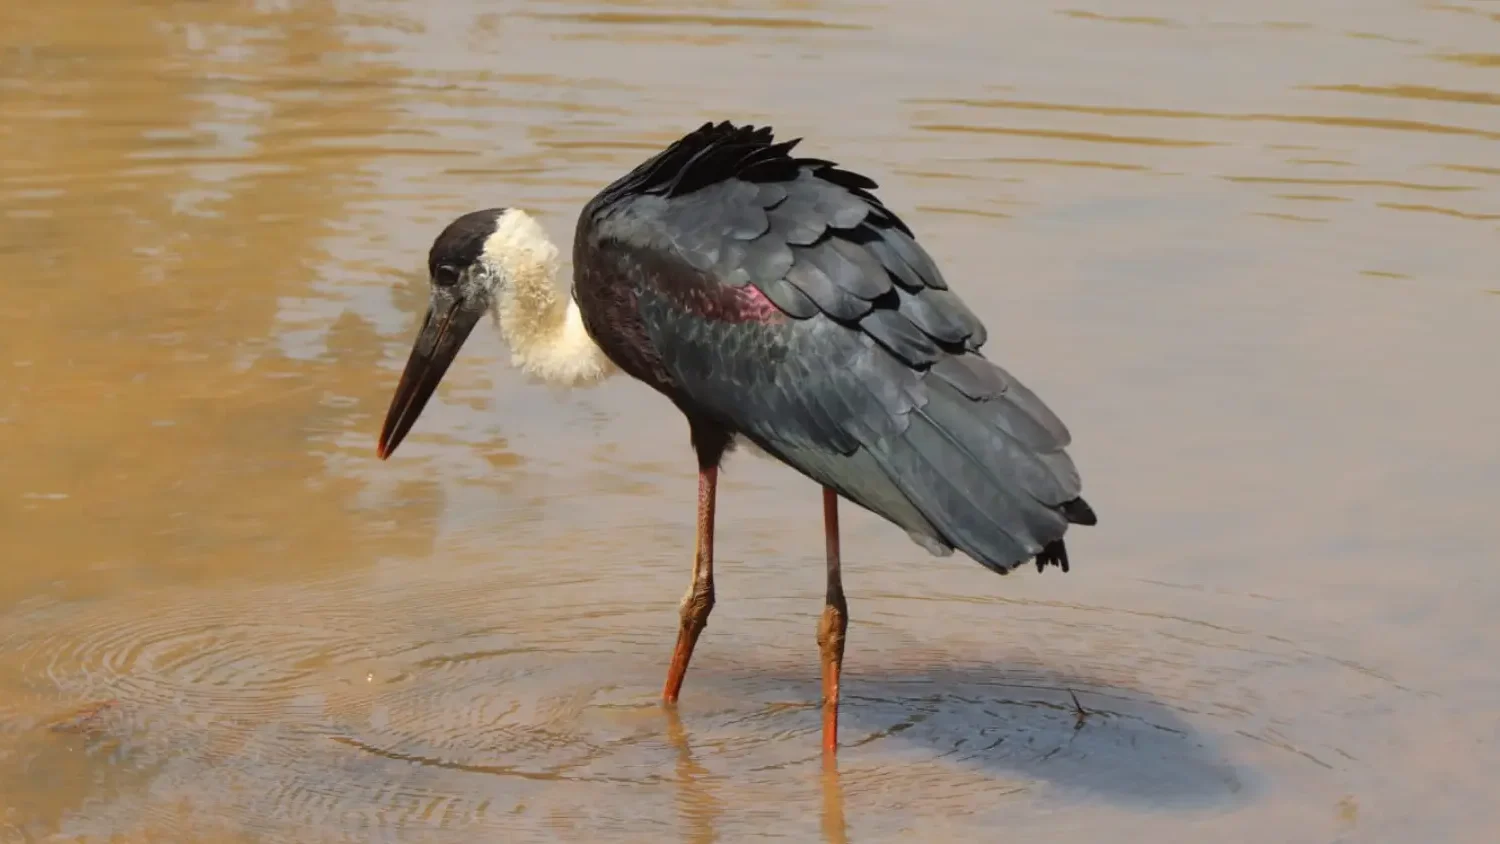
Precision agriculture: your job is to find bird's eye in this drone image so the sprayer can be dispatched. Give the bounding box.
[433,264,460,287]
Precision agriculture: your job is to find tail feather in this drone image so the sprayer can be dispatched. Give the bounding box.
[744,355,1096,577]
[860,377,1094,575]
[1036,539,1070,573]
[867,413,1037,570]
[918,380,1075,533]
[1036,498,1097,572]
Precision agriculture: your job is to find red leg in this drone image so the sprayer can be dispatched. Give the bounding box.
[663,466,717,703]
[817,486,848,756]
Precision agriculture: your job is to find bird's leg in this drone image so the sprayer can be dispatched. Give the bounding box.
[663,465,717,703]
[817,486,849,757]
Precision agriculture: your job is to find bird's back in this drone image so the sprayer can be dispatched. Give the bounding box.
[571,122,1096,573]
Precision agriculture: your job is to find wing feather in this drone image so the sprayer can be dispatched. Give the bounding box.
[577,122,1093,572]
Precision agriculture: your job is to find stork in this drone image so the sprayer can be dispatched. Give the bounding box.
[376,121,1098,756]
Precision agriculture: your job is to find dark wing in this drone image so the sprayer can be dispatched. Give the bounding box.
[576,122,1095,573]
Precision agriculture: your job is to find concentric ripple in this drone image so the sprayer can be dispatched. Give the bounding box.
[0,560,1428,841]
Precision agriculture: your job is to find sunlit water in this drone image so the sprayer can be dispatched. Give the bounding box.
[2,1,1498,841]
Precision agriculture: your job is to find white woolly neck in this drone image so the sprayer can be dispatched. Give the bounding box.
[480,209,616,387]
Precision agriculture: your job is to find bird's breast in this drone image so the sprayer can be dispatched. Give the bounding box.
[571,263,676,394]
[679,284,787,325]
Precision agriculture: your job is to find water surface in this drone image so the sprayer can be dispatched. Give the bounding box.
[2,0,1498,841]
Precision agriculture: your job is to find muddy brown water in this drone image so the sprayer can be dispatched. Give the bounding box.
[2,0,1498,841]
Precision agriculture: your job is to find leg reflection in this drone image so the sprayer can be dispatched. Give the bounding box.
[820,756,848,844]
[664,706,722,844]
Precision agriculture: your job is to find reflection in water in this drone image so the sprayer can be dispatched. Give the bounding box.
[915,95,1500,142]
[1057,10,1176,28]
[522,10,867,32]
[664,704,848,844]
[917,122,1222,147]
[1303,82,1500,107]
[2,0,1500,840]
[820,757,848,844]
[665,706,723,844]
[0,0,444,607]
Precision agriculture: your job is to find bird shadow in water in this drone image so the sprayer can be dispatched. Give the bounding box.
[674,658,1253,814]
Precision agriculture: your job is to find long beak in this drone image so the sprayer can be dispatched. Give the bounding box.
[377,291,482,459]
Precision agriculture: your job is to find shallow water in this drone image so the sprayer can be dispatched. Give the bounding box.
[2,0,1498,841]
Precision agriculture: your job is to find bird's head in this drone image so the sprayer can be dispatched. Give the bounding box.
[377,207,513,459]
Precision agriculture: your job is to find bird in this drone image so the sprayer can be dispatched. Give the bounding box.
[375,121,1097,757]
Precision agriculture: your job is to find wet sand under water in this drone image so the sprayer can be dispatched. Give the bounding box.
[2,0,1498,841]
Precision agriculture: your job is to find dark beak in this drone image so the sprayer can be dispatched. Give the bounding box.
[377,290,482,459]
